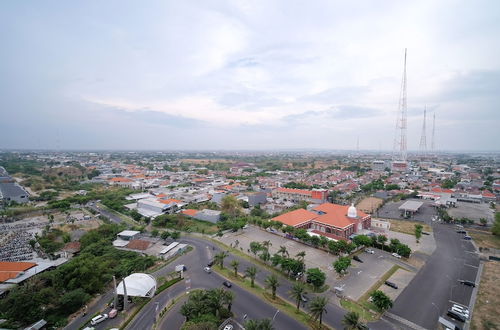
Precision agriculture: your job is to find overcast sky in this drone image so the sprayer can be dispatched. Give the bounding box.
[1,0,499,151]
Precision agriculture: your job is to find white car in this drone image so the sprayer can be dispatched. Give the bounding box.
[204,266,211,273]
[391,253,402,259]
[90,314,108,325]
[223,325,234,330]
[452,305,469,318]
[365,249,375,254]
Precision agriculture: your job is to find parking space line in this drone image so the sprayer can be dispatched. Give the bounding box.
[464,264,479,269]
[449,300,468,308]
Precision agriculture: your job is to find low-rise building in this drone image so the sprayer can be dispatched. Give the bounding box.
[272,188,328,204]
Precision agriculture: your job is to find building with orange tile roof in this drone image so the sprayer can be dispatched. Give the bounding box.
[182,209,199,217]
[271,203,371,240]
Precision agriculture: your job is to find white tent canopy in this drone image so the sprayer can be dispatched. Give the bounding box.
[117,273,157,298]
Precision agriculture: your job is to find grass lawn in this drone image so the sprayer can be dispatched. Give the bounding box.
[388,219,432,235]
[471,261,500,330]
[214,266,330,330]
[468,229,500,249]
[340,299,377,322]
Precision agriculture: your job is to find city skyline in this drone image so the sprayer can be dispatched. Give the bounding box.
[1,1,499,151]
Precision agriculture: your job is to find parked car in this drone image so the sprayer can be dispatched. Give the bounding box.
[452,304,469,316]
[243,224,249,229]
[463,236,472,240]
[451,306,469,319]
[223,325,234,330]
[447,310,466,322]
[207,259,215,267]
[108,309,118,319]
[456,230,466,234]
[90,314,108,326]
[353,255,363,263]
[204,267,211,273]
[300,293,308,303]
[391,253,402,259]
[384,281,398,289]
[459,280,476,287]
[365,249,375,254]
[223,281,232,288]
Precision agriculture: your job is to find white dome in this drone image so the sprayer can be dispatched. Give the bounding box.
[347,203,357,218]
[117,273,157,298]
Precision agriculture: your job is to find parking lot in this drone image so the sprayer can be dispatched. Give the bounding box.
[376,199,437,222]
[447,202,494,223]
[217,225,420,303]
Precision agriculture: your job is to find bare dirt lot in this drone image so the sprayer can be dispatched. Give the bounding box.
[356,197,384,214]
[471,261,500,330]
[387,218,432,235]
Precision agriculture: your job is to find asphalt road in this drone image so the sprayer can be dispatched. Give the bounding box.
[388,222,480,329]
[87,203,123,224]
[126,237,307,330]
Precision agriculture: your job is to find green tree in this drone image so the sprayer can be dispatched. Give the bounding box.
[151,229,159,237]
[277,245,289,257]
[309,296,328,325]
[244,318,274,330]
[160,231,171,239]
[171,231,181,239]
[342,311,368,330]
[352,235,371,247]
[370,290,393,311]
[295,251,306,261]
[328,240,340,255]
[492,212,500,236]
[214,251,228,269]
[333,257,351,276]
[377,235,387,246]
[230,260,239,277]
[245,266,258,288]
[414,224,423,243]
[221,195,243,218]
[265,274,280,300]
[290,282,307,311]
[250,241,263,259]
[306,268,326,290]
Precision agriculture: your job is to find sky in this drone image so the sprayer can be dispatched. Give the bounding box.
[1,0,499,151]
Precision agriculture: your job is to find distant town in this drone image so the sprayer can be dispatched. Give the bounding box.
[0,150,498,330]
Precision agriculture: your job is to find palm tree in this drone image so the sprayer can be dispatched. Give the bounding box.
[342,311,368,329]
[289,282,307,312]
[278,245,289,257]
[214,251,228,269]
[230,259,239,277]
[309,296,328,325]
[262,240,272,250]
[245,266,258,287]
[265,274,280,300]
[295,251,306,261]
[245,318,274,330]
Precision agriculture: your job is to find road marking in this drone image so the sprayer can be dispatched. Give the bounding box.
[464,264,479,269]
[465,250,478,254]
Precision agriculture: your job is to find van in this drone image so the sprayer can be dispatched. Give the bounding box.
[90,314,108,325]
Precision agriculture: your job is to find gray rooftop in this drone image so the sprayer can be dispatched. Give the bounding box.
[398,200,424,212]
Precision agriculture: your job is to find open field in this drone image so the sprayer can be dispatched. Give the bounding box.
[356,197,384,214]
[468,229,500,250]
[471,261,500,330]
[387,219,432,235]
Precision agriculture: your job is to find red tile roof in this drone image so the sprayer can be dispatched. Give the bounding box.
[158,198,181,204]
[0,261,36,283]
[126,240,151,250]
[182,209,199,217]
[272,209,317,227]
[109,177,133,183]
